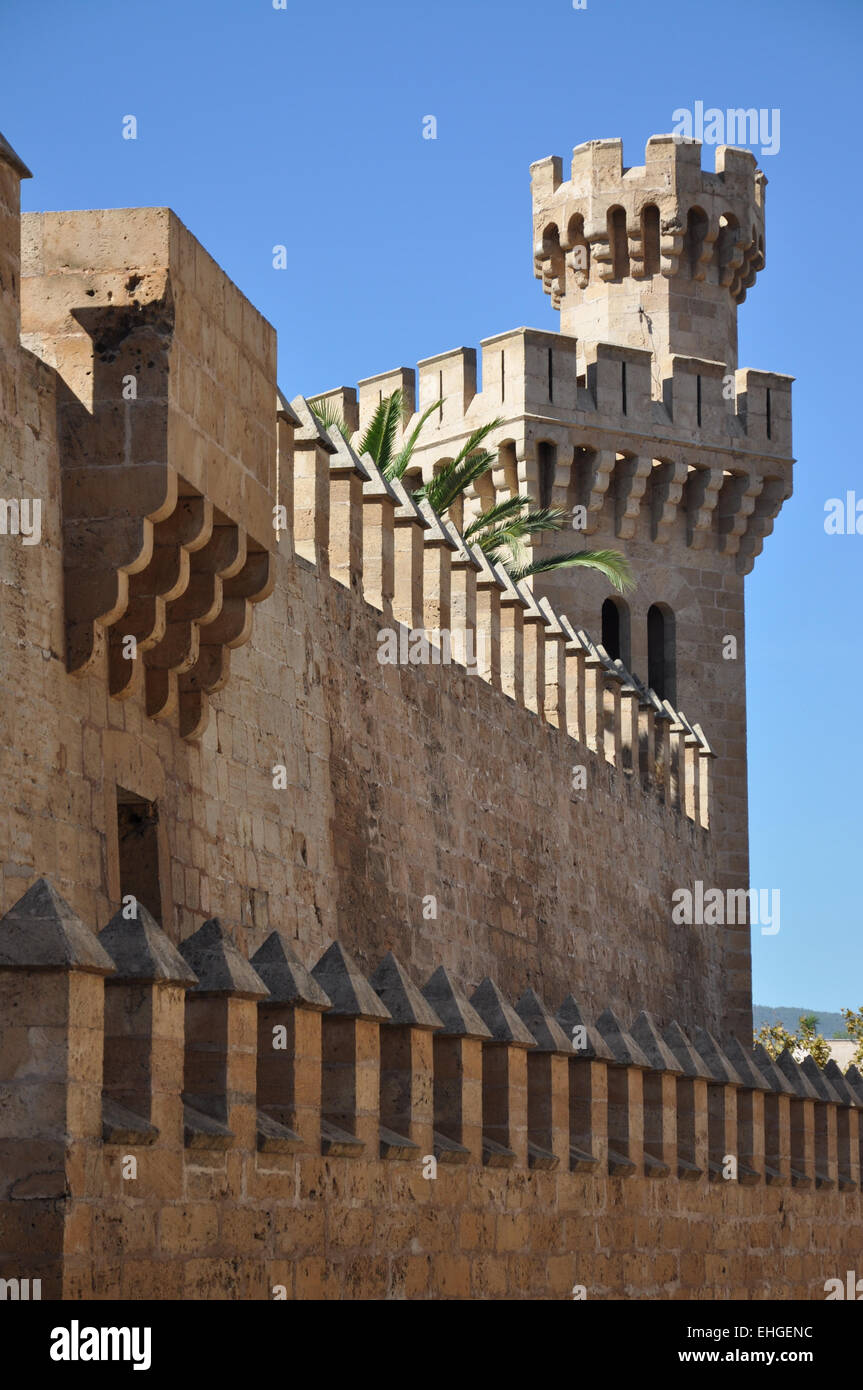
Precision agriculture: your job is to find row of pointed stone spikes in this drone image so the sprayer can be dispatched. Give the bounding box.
[3,878,860,1120]
[280,392,714,821]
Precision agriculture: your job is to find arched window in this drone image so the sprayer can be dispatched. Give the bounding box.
[567,212,590,286]
[601,597,630,666]
[641,204,660,276]
[608,206,630,280]
[537,441,557,510]
[647,603,676,702]
[684,207,709,277]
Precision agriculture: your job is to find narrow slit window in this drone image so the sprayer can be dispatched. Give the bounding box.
[538,441,556,510]
[116,787,162,923]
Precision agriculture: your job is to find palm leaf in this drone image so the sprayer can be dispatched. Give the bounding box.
[418,449,497,513]
[308,398,351,441]
[359,391,402,474]
[506,548,635,591]
[463,495,535,538]
[387,399,443,481]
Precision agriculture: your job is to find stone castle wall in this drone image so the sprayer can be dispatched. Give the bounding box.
[1,190,726,1033]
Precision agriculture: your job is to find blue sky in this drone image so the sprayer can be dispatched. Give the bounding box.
[4,0,861,1014]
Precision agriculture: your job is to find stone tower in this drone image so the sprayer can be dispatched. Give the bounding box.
[528,135,791,1041]
[331,135,793,1041]
[531,134,766,371]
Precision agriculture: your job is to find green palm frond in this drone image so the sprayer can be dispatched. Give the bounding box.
[418,449,497,514]
[506,548,635,591]
[359,390,403,475]
[308,398,351,441]
[387,399,443,481]
[462,495,534,538]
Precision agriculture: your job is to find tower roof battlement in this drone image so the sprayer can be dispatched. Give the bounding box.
[531,134,767,369]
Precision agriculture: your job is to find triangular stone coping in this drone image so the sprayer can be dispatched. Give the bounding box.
[536,596,565,636]
[492,561,523,604]
[360,450,399,503]
[390,474,429,524]
[692,1027,746,1086]
[0,878,115,975]
[555,996,615,1062]
[325,425,372,481]
[290,394,337,452]
[661,698,686,730]
[473,544,504,586]
[842,1064,863,1105]
[630,1012,684,1073]
[692,722,716,756]
[444,517,481,568]
[310,941,391,1021]
[723,1034,773,1091]
[823,1059,861,1107]
[575,627,604,665]
[515,987,572,1054]
[418,498,458,548]
[774,1047,822,1100]
[593,644,624,681]
[514,581,543,621]
[470,978,535,1048]
[677,709,700,743]
[276,388,302,427]
[609,657,640,694]
[751,1042,798,1095]
[179,918,269,999]
[421,965,492,1040]
[662,1021,714,1080]
[99,903,197,986]
[800,1054,844,1104]
[369,951,442,1031]
[250,931,331,1010]
[595,1008,652,1069]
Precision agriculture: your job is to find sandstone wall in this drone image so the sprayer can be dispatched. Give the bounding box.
[0,198,725,1035]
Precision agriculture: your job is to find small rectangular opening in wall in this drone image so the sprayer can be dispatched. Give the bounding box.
[621,361,627,416]
[548,347,554,404]
[501,349,505,403]
[116,786,162,923]
[696,374,702,428]
[438,370,443,423]
[766,387,772,439]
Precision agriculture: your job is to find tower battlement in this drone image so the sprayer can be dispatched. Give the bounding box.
[531,136,767,369]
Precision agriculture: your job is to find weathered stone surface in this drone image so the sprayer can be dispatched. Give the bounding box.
[179,918,269,999]
[100,903,197,985]
[369,952,441,1030]
[0,879,115,975]
[311,941,390,1021]
[251,931,330,1009]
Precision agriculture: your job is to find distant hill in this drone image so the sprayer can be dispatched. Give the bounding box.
[753,1005,848,1038]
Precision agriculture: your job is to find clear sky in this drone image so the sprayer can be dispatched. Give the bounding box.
[4,0,861,1013]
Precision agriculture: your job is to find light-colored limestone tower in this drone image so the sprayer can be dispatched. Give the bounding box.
[328,135,793,1042]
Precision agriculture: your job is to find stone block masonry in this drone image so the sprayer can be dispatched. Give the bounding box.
[0,881,860,1301]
